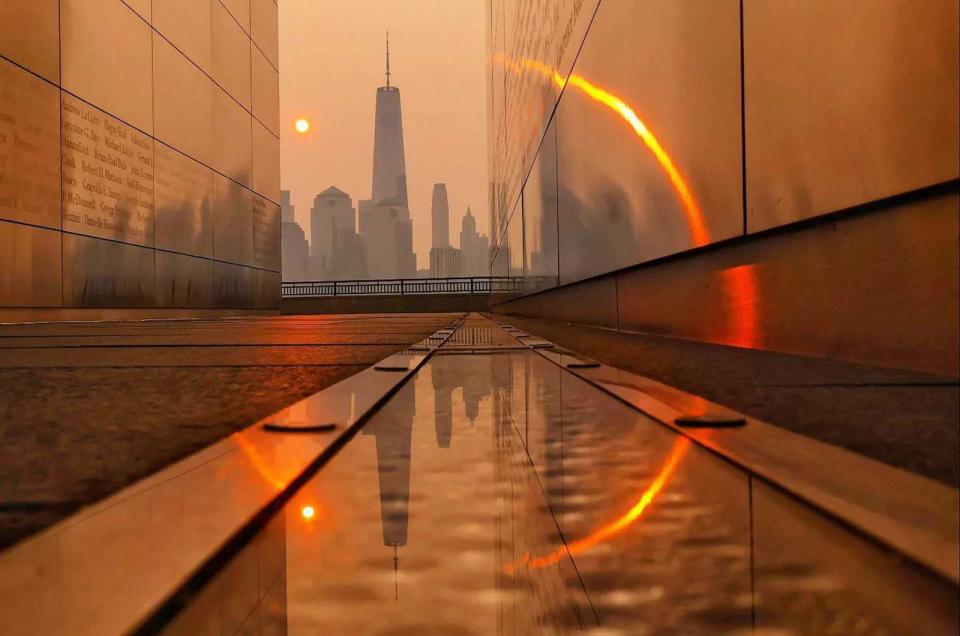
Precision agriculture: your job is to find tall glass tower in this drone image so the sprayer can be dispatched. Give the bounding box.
[431,183,450,248]
[371,33,408,206]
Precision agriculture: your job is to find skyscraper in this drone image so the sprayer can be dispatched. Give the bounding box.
[311,186,365,280]
[280,191,309,281]
[359,34,417,279]
[460,206,490,276]
[431,183,450,248]
[371,32,408,207]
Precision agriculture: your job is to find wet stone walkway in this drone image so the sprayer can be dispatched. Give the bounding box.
[0,313,461,550]
[168,314,956,635]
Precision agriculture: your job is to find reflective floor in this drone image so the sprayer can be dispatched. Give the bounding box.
[165,321,958,635]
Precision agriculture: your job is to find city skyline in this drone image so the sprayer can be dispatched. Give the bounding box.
[279,0,488,270]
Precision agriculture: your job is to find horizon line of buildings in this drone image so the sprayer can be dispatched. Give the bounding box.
[280,185,490,281]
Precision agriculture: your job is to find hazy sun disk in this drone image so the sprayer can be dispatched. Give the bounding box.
[294,118,310,134]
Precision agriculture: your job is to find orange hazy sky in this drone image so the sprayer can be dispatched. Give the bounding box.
[279,0,489,269]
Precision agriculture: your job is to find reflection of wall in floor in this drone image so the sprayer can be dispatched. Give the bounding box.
[163,512,287,634]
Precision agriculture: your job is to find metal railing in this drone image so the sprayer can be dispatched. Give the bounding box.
[281,276,525,297]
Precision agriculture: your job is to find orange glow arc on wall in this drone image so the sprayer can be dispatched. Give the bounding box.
[495,54,761,350]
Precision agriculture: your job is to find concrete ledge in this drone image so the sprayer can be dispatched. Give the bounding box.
[283,293,503,315]
[0,308,279,323]
[492,190,959,376]
[0,319,463,634]
[492,319,959,584]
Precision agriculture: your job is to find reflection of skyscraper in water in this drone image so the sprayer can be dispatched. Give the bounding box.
[431,362,453,448]
[360,384,415,549]
[461,367,485,423]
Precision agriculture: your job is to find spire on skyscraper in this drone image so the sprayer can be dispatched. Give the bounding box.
[385,31,391,88]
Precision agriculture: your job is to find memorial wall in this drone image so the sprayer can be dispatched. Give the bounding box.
[488,0,960,376]
[0,0,281,316]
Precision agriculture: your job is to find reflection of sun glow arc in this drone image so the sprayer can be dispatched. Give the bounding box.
[495,54,760,349]
[506,437,691,574]
[496,55,709,247]
[236,432,287,491]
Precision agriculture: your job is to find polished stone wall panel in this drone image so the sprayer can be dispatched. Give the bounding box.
[251,120,280,203]
[213,261,254,308]
[212,0,252,109]
[0,59,61,229]
[62,233,156,307]
[491,244,508,278]
[252,195,281,271]
[221,0,251,34]
[212,86,252,187]
[506,207,523,277]
[213,173,253,266]
[0,221,61,307]
[61,0,153,134]
[522,120,558,288]
[555,0,742,285]
[153,34,213,167]
[153,0,212,73]
[744,0,960,232]
[122,0,151,21]
[155,250,215,308]
[0,0,285,313]
[488,0,599,247]
[252,49,280,135]
[253,268,281,308]
[250,0,279,69]
[154,144,214,258]
[496,275,618,329]
[61,94,155,246]
[0,1,60,82]
[614,192,960,377]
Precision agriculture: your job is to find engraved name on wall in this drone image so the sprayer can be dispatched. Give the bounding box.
[154,143,213,257]
[0,59,60,228]
[61,94,155,245]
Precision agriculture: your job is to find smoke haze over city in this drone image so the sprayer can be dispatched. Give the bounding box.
[279,0,488,271]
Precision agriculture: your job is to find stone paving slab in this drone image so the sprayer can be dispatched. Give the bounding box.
[492,314,959,486]
[0,345,406,368]
[0,313,461,550]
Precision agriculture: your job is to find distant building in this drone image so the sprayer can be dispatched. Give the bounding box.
[280,191,309,281]
[431,183,450,249]
[429,246,464,278]
[459,206,490,276]
[311,187,365,280]
[358,35,416,280]
[359,198,416,279]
